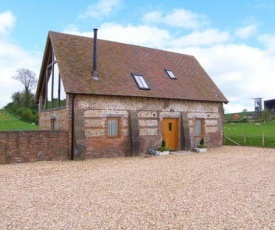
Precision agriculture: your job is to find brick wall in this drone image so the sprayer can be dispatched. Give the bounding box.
[39,107,69,130]
[37,94,224,159]
[75,95,224,157]
[38,95,73,158]
[0,130,69,164]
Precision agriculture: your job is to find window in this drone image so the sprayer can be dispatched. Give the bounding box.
[165,69,177,79]
[195,119,203,136]
[169,122,172,131]
[51,118,56,130]
[107,118,120,137]
[43,49,66,110]
[132,74,150,90]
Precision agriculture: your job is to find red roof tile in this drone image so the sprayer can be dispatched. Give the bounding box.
[37,31,228,103]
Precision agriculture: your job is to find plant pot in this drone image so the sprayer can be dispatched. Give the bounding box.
[156,150,169,156]
[195,148,207,153]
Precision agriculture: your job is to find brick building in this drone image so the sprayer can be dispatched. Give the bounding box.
[36,30,228,160]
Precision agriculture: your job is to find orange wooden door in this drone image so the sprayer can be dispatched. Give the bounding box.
[163,118,178,151]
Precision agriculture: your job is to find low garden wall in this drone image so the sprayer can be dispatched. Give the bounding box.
[0,130,69,164]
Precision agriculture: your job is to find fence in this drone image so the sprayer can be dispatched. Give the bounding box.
[224,133,275,148]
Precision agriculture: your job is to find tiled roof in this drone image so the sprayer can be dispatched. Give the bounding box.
[37,31,228,103]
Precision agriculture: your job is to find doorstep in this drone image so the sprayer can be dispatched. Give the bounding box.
[170,150,192,155]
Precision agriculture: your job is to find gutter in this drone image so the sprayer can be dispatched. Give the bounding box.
[71,94,76,160]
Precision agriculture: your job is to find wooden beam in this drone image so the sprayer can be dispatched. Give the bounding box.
[45,69,48,109]
[51,52,54,108]
[58,73,61,107]
[47,60,56,69]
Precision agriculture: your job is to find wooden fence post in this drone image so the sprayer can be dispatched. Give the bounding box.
[262,132,265,146]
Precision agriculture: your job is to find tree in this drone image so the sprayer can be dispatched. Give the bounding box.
[11,91,23,107]
[12,68,38,107]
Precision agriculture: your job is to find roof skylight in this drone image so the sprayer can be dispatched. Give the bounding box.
[132,74,150,90]
[165,69,177,79]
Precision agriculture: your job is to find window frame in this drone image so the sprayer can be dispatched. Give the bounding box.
[106,117,121,138]
[42,49,66,111]
[194,118,204,137]
[50,118,57,130]
[131,73,150,90]
[165,69,177,79]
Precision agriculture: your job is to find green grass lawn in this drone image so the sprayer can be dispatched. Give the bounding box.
[0,110,38,131]
[224,122,275,147]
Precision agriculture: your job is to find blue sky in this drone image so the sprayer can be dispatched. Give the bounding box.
[1,0,275,112]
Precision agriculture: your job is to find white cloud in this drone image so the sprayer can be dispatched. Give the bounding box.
[80,0,121,18]
[143,11,162,23]
[143,9,208,29]
[235,24,257,39]
[258,34,275,50]
[171,29,230,47]
[99,23,170,47]
[63,24,80,34]
[0,41,41,109]
[64,23,171,48]
[0,11,15,35]
[172,44,275,113]
[0,11,41,109]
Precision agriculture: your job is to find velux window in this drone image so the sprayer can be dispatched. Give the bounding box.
[165,69,177,79]
[132,74,150,90]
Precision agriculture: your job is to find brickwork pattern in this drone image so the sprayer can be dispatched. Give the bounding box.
[39,108,69,130]
[76,95,224,157]
[0,131,69,164]
[38,94,224,158]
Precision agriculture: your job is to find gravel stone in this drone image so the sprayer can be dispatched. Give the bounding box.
[0,146,275,229]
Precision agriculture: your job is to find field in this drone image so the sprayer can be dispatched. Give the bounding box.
[223,122,275,147]
[0,109,38,131]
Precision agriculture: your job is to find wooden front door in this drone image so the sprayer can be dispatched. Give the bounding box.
[163,118,179,151]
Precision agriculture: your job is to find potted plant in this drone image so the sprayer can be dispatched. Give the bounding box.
[156,140,169,156]
[195,138,207,153]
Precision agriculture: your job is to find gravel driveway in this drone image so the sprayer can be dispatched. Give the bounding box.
[0,146,275,229]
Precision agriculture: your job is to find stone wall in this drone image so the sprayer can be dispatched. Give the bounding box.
[75,95,224,158]
[0,130,69,164]
[39,107,68,130]
[37,94,224,159]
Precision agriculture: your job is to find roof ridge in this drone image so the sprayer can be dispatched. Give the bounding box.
[48,30,195,58]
